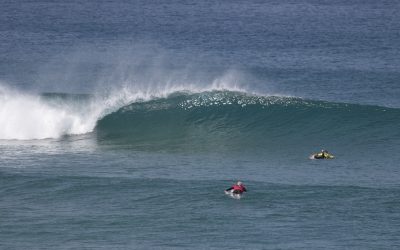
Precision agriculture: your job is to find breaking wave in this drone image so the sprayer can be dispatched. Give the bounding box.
[1,81,399,155]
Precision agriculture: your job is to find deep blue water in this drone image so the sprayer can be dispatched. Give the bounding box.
[1,1,400,249]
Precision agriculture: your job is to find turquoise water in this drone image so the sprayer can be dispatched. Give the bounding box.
[1,0,400,249]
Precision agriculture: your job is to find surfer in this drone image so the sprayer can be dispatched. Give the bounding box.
[312,149,334,159]
[225,181,247,195]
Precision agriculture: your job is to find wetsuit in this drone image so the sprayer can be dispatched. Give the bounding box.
[315,152,326,159]
[226,184,247,194]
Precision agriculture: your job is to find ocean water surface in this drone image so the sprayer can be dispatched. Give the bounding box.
[1,0,400,249]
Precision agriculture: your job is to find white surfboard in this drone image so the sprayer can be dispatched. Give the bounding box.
[225,190,242,200]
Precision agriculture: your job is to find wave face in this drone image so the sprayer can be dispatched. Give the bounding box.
[96,91,400,153]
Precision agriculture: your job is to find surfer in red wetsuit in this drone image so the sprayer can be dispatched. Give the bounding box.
[225,181,247,194]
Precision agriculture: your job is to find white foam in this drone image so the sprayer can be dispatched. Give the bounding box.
[0,85,99,140]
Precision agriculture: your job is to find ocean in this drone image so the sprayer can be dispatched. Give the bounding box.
[1,0,400,249]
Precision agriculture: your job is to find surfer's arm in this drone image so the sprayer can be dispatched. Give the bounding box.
[243,187,247,192]
[225,187,233,191]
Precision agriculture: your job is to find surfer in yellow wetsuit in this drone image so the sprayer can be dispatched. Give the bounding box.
[313,149,334,159]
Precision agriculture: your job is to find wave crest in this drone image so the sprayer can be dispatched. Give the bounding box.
[0,76,247,140]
